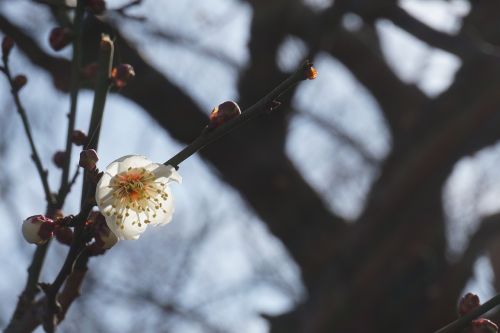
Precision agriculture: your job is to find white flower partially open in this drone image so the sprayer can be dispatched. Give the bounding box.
[95,155,181,240]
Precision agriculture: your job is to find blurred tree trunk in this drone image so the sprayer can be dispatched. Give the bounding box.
[4,0,500,332]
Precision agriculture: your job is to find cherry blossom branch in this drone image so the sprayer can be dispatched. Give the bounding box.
[43,206,92,333]
[5,5,86,330]
[164,60,316,168]
[433,294,500,333]
[57,0,84,203]
[0,55,54,205]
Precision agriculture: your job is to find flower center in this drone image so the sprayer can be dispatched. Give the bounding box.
[101,167,169,230]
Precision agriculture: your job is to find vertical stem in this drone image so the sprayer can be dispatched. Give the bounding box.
[44,35,114,332]
[57,0,85,205]
[81,34,114,208]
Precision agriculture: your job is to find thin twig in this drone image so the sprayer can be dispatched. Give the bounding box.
[68,165,80,190]
[57,0,84,204]
[43,205,92,333]
[164,60,315,167]
[0,59,54,205]
[44,34,114,332]
[81,34,114,208]
[433,294,500,333]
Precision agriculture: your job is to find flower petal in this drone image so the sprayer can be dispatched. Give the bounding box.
[94,155,181,240]
[114,155,152,173]
[147,164,182,184]
[149,187,175,226]
[105,212,148,240]
[95,172,113,207]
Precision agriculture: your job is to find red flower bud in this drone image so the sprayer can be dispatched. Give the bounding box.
[111,64,135,89]
[13,75,27,91]
[71,130,88,146]
[79,149,99,171]
[53,151,67,168]
[459,293,480,316]
[2,36,14,58]
[208,101,241,129]
[471,319,498,333]
[49,27,73,51]
[22,215,55,245]
[85,0,106,15]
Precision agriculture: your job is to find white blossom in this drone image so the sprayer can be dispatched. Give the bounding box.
[95,155,181,240]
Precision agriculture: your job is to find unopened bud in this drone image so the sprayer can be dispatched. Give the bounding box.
[79,149,99,170]
[85,0,106,15]
[304,63,318,80]
[49,27,73,51]
[13,75,27,91]
[471,319,499,333]
[208,101,241,129]
[458,293,480,316]
[111,64,135,89]
[2,36,14,58]
[53,151,67,168]
[71,130,88,146]
[54,226,73,246]
[22,215,55,245]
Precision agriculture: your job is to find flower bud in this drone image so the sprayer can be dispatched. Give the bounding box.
[208,101,241,129]
[13,75,27,91]
[85,0,106,15]
[22,215,55,244]
[458,293,480,316]
[304,64,318,80]
[2,36,14,58]
[54,226,73,246]
[53,151,67,168]
[79,149,99,171]
[471,319,499,333]
[111,64,135,89]
[49,27,73,51]
[71,130,88,146]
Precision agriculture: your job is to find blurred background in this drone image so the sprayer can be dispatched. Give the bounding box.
[1,0,500,332]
